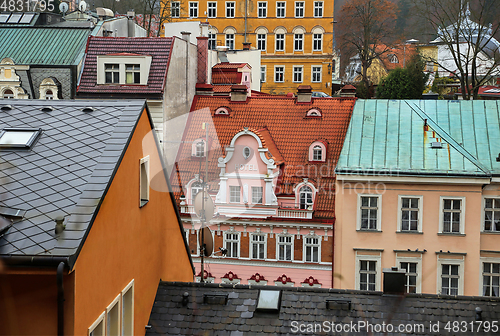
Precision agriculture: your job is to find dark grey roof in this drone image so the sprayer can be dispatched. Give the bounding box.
[147,282,500,336]
[0,99,146,265]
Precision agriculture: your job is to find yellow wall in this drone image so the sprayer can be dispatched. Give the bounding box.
[72,109,193,335]
[169,0,335,94]
[334,179,494,296]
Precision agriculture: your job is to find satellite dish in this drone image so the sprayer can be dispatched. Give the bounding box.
[193,190,214,222]
[198,226,214,257]
[59,2,69,13]
[79,0,87,12]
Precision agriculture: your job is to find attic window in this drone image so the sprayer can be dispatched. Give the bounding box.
[306,108,322,117]
[256,290,281,312]
[0,128,42,149]
[215,107,230,115]
[388,54,399,64]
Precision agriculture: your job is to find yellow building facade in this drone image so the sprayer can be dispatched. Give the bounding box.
[169,0,335,94]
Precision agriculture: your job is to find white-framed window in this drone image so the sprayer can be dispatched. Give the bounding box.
[311,66,321,82]
[314,1,323,17]
[295,1,304,17]
[229,186,241,203]
[357,194,381,230]
[140,156,150,207]
[251,233,266,259]
[355,253,381,291]
[106,294,121,336]
[277,234,293,261]
[299,186,313,209]
[275,33,284,51]
[312,145,322,160]
[252,186,263,204]
[207,2,217,17]
[257,34,266,51]
[225,33,234,50]
[105,64,120,84]
[2,89,14,99]
[88,311,105,336]
[121,280,134,336]
[276,1,285,17]
[313,33,322,51]
[224,231,240,258]
[192,139,206,157]
[304,234,320,262]
[294,33,303,51]
[439,197,465,234]
[125,64,140,84]
[293,66,303,83]
[208,33,217,49]
[45,89,54,99]
[484,198,500,232]
[481,259,500,297]
[258,2,267,18]
[189,2,198,17]
[396,255,422,293]
[191,182,203,201]
[274,66,284,82]
[437,257,464,295]
[398,196,423,232]
[226,2,235,18]
[171,2,180,17]
[260,66,266,83]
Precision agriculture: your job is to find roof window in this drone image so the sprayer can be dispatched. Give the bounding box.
[256,290,281,313]
[0,128,42,149]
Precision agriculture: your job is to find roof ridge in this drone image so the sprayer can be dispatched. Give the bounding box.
[405,101,491,175]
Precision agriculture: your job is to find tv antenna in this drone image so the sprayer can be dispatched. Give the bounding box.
[59,2,69,14]
[79,0,87,12]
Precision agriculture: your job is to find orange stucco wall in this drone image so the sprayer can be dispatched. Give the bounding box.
[71,110,193,336]
[0,270,75,336]
[335,179,494,296]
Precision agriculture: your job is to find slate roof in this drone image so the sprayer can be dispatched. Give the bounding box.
[0,27,91,65]
[336,99,500,177]
[0,99,147,266]
[174,95,356,219]
[147,281,500,336]
[77,37,174,97]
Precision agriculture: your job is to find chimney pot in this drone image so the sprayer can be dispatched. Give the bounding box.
[230,85,249,102]
[242,42,251,50]
[181,31,191,42]
[296,85,312,103]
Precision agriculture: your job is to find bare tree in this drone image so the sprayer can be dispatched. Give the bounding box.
[337,0,398,98]
[416,0,500,99]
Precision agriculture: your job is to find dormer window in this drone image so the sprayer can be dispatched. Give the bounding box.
[45,90,53,100]
[126,64,140,84]
[308,141,327,162]
[299,186,313,209]
[215,106,230,115]
[3,89,14,99]
[105,64,120,83]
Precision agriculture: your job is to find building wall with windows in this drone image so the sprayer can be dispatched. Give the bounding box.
[334,99,500,297]
[167,0,335,95]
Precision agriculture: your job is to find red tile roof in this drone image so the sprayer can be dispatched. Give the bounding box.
[173,95,356,220]
[212,63,250,69]
[77,37,173,96]
[212,71,242,84]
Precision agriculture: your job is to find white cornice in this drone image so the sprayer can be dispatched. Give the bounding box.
[336,174,490,185]
[191,257,332,271]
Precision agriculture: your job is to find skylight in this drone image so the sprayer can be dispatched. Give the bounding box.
[0,128,42,149]
[19,13,35,24]
[256,290,281,312]
[7,13,22,23]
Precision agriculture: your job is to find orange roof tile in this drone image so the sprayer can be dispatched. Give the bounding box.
[173,95,356,220]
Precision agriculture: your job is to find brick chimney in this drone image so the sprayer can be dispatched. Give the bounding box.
[340,84,356,98]
[242,42,251,50]
[296,85,312,103]
[195,83,214,96]
[230,85,248,102]
[197,36,209,84]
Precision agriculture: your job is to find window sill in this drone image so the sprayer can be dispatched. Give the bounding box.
[437,232,465,236]
[396,231,423,234]
[481,231,500,234]
[140,200,149,208]
[356,229,382,233]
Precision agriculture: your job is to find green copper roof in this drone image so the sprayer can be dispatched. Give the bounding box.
[0,28,91,65]
[336,99,500,177]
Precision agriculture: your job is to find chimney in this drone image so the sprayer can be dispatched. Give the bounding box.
[383,267,406,295]
[195,83,214,96]
[197,36,209,84]
[340,84,357,98]
[296,85,312,103]
[127,9,135,19]
[230,85,248,102]
[242,42,251,50]
[181,31,191,42]
[216,46,229,63]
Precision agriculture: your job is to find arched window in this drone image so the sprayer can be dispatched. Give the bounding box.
[299,186,313,209]
[312,145,322,161]
[191,182,203,200]
[3,89,14,99]
[45,90,53,100]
